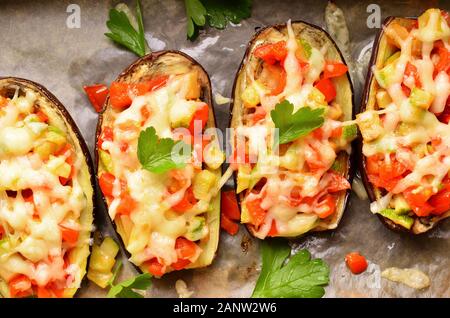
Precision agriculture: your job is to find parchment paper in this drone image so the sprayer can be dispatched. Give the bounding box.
[1,0,448,298]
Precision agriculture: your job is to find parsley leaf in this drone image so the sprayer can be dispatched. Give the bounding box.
[184,0,252,39]
[185,0,207,39]
[252,240,330,298]
[107,273,152,298]
[202,0,252,29]
[137,127,190,174]
[105,0,148,57]
[271,100,325,145]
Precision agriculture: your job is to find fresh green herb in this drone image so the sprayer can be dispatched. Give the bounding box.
[330,160,343,172]
[107,272,152,298]
[105,0,148,57]
[252,239,330,298]
[343,123,358,140]
[184,0,252,39]
[271,100,325,145]
[107,259,123,287]
[137,127,190,174]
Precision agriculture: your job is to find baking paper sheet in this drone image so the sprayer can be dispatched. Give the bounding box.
[1,0,448,298]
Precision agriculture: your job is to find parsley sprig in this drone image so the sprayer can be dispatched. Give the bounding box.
[137,127,191,174]
[107,260,152,298]
[252,240,329,298]
[105,0,148,57]
[184,0,252,39]
[271,100,325,145]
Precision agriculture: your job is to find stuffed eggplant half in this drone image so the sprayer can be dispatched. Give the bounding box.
[96,51,223,276]
[230,21,355,239]
[0,78,94,298]
[358,9,450,234]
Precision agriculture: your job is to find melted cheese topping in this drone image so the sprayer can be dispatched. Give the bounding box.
[101,72,217,268]
[359,9,450,217]
[237,21,354,238]
[0,90,87,291]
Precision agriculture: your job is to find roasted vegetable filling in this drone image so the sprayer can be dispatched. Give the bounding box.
[357,9,450,229]
[234,21,355,239]
[0,88,89,298]
[98,65,222,276]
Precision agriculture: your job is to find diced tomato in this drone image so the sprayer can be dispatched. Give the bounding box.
[47,283,64,298]
[171,187,197,213]
[0,96,7,107]
[312,127,324,139]
[401,84,411,97]
[345,252,368,275]
[263,63,287,96]
[434,41,450,75]
[366,155,381,175]
[36,110,49,123]
[171,258,191,271]
[109,82,132,110]
[245,197,267,227]
[175,237,197,259]
[116,193,136,216]
[267,220,278,237]
[428,183,450,215]
[220,214,239,235]
[251,106,266,124]
[315,194,336,219]
[98,126,114,150]
[330,126,343,138]
[134,76,169,95]
[404,62,421,87]
[22,189,34,203]
[289,186,303,207]
[60,225,79,245]
[0,225,4,239]
[254,41,287,65]
[403,186,435,217]
[323,61,348,79]
[378,157,407,181]
[368,174,401,192]
[83,84,109,113]
[327,172,351,193]
[99,173,115,197]
[147,258,165,277]
[189,103,209,136]
[9,275,33,298]
[314,78,336,103]
[140,106,151,124]
[37,286,52,298]
[221,191,241,220]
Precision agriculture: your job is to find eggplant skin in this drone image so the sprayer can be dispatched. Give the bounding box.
[230,21,355,238]
[359,16,449,234]
[96,51,221,274]
[0,77,95,297]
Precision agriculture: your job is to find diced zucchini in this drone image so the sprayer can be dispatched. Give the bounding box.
[417,8,450,42]
[376,89,392,108]
[193,170,218,200]
[185,70,201,100]
[297,38,312,59]
[46,129,67,151]
[283,214,319,237]
[169,100,197,128]
[384,51,401,66]
[87,237,120,288]
[393,195,411,214]
[236,164,251,194]
[240,201,251,223]
[343,124,358,140]
[46,155,71,178]
[307,87,327,108]
[185,216,208,241]
[203,142,225,170]
[399,99,425,123]
[356,111,382,141]
[378,209,414,229]
[35,141,58,160]
[409,87,434,110]
[374,61,398,89]
[280,145,299,170]
[241,84,260,108]
[99,150,113,173]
